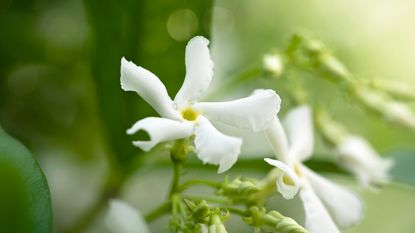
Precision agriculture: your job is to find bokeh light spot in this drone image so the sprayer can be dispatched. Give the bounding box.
[167,9,199,42]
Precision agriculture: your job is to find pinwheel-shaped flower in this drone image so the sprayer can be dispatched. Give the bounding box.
[264,106,363,233]
[121,36,280,173]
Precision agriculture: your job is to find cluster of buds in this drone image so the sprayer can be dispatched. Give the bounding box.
[281,33,415,131]
[284,34,352,83]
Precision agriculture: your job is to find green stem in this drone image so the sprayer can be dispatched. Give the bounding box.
[183,194,232,205]
[144,201,171,222]
[169,162,182,197]
[224,206,250,217]
[179,179,221,192]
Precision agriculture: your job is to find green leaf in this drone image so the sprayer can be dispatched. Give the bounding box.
[389,150,415,187]
[0,127,52,233]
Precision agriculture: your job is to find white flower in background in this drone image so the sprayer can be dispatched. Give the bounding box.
[337,135,394,188]
[264,105,364,233]
[121,36,281,173]
[106,199,150,233]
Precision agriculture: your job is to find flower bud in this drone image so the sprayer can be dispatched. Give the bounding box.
[208,215,228,233]
[262,54,284,78]
[383,101,415,130]
[219,177,260,198]
[171,138,190,162]
[191,200,211,223]
[353,87,415,130]
[245,207,307,233]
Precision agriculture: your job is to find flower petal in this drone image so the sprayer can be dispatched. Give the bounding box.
[106,199,150,233]
[283,105,314,162]
[303,166,364,229]
[127,117,194,151]
[212,121,273,157]
[265,117,291,164]
[121,57,181,120]
[337,135,394,187]
[299,184,340,233]
[194,89,281,132]
[174,36,214,107]
[194,116,242,173]
[264,158,301,199]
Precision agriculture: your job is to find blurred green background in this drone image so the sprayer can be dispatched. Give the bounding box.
[1,0,415,232]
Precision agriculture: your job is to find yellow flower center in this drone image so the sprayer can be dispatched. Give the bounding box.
[282,174,295,186]
[180,107,199,121]
[282,163,302,186]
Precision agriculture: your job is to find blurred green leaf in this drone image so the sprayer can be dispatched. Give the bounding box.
[390,150,415,187]
[0,126,52,233]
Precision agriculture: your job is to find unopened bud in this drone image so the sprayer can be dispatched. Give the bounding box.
[170,138,190,162]
[244,207,307,233]
[208,215,228,233]
[320,54,351,81]
[262,54,284,78]
[192,200,211,223]
[219,178,260,197]
[383,101,415,129]
[354,87,415,130]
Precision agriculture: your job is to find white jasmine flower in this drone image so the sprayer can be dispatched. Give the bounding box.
[337,135,394,188]
[121,36,281,173]
[106,199,150,233]
[264,105,364,233]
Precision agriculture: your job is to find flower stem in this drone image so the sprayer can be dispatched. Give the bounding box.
[144,201,171,222]
[183,194,232,205]
[224,206,250,217]
[169,162,182,197]
[179,179,221,192]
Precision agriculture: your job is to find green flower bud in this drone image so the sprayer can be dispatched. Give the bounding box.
[220,177,260,196]
[245,207,308,233]
[268,211,308,233]
[171,138,190,162]
[353,87,415,130]
[192,200,210,223]
[208,215,228,233]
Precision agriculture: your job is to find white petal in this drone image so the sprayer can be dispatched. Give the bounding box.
[303,166,364,229]
[174,36,214,107]
[194,116,242,173]
[264,158,301,199]
[127,117,194,151]
[265,117,291,164]
[283,105,314,162]
[212,121,273,157]
[121,57,181,120]
[299,184,340,233]
[337,135,394,187]
[194,89,281,132]
[106,199,150,233]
